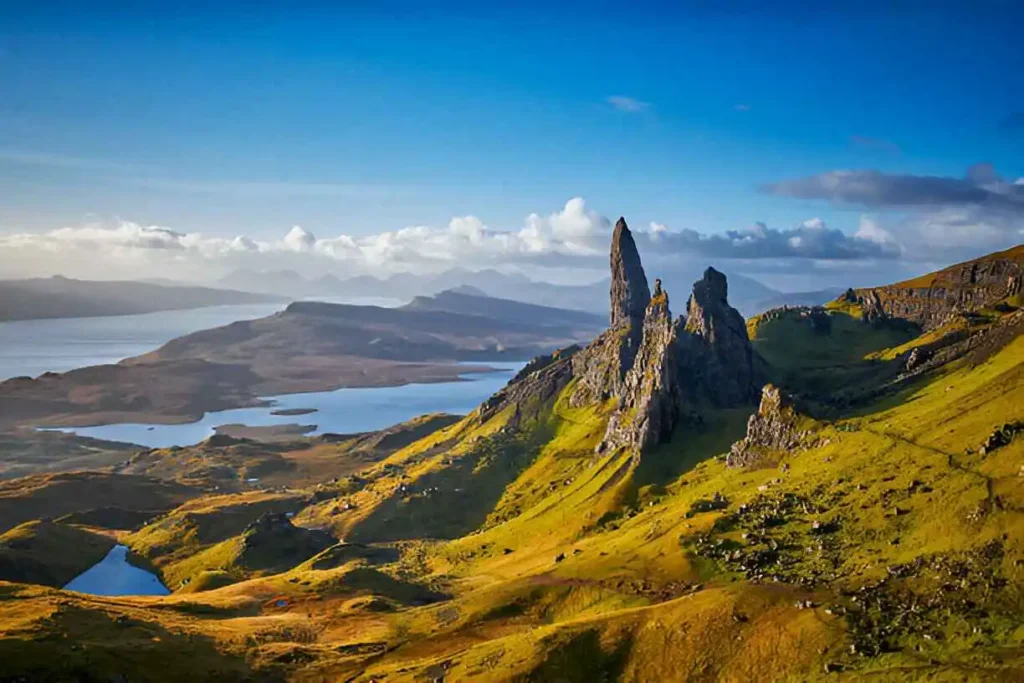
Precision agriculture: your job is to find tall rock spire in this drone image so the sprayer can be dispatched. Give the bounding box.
[609,218,651,329]
[570,217,650,406]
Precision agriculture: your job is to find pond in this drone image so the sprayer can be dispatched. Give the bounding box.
[63,545,169,596]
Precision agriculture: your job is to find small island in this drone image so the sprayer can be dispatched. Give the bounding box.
[269,408,318,417]
[212,423,317,442]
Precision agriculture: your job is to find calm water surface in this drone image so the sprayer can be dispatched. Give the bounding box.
[0,297,401,380]
[45,362,524,448]
[63,545,169,596]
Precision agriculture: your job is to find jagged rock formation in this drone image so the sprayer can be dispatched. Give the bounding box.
[498,219,763,456]
[849,245,1024,330]
[678,268,762,407]
[479,346,578,427]
[896,308,1024,381]
[727,384,815,467]
[599,280,682,453]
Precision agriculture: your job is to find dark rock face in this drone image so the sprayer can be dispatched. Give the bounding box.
[728,384,813,467]
[679,268,761,407]
[852,249,1023,330]
[599,288,682,453]
[571,219,650,406]
[569,328,638,405]
[609,217,651,329]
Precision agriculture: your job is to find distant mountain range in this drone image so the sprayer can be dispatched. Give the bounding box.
[0,276,286,322]
[215,267,840,318]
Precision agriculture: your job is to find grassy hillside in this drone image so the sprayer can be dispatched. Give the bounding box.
[0,254,1022,680]
[0,472,197,534]
[0,521,115,587]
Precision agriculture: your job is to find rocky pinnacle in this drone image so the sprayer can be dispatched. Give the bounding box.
[609,218,651,329]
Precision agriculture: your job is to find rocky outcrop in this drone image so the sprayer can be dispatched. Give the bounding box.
[851,246,1024,330]
[479,346,578,426]
[728,384,814,468]
[678,268,762,407]
[599,280,682,453]
[978,421,1023,455]
[597,267,763,454]
[238,512,335,571]
[491,219,763,457]
[571,219,649,406]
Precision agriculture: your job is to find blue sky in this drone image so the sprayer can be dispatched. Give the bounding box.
[1,2,1022,288]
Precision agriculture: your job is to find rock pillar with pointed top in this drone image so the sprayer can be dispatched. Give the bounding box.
[609,217,651,329]
[570,218,651,405]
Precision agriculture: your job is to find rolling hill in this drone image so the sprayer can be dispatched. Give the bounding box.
[0,228,1020,681]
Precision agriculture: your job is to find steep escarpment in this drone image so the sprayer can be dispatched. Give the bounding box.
[846,244,1023,329]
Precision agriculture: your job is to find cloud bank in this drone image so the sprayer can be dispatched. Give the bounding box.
[1,172,1019,284]
[0,197,916,283]
[762,165,1024,260]
[763,164,1024,213]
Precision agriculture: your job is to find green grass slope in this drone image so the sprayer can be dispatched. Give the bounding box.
[0,261,1022,681]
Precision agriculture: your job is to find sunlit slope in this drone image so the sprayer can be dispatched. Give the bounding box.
[0,325,1021,681]
[338,322,1023,680]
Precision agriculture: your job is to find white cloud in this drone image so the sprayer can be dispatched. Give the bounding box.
[606,96,650,113]
[282,226,317,252]
[1,196,1015,283]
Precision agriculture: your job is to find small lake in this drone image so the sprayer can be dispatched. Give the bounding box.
[63,544,169,596]
[0,297,402,380]
[45,361,525,448]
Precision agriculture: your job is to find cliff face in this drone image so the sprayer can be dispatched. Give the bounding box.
[609,217,652,329]
[599,281,682,453]
[851,245,1024,330]
[679,268,762,407]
